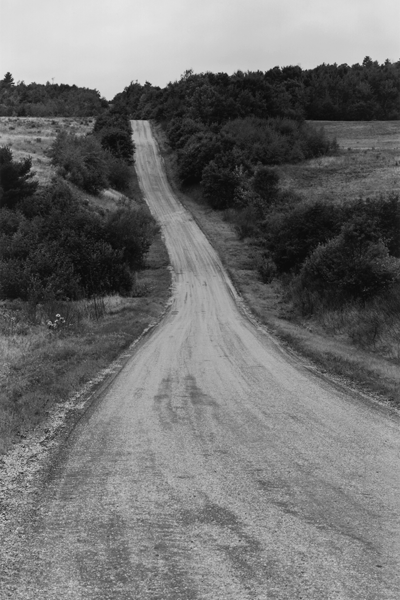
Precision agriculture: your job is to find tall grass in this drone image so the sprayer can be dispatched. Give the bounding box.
[0,241,171,456]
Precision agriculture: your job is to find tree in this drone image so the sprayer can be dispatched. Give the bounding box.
[2,72,14,86]
[0,146,38,209]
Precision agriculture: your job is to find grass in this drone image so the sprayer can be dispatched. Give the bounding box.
[0,116,94,186]
[0,118,172,455]
[310,120,400,150]
[0,232,171,455]
[152,120,400,408]
[279,121,400,205]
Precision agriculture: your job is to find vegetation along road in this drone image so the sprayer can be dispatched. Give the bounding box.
[3,120,400,599]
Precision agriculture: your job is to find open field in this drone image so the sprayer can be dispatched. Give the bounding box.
[281,122,400,204]
[0,118,172,455]
[0,116,94,185]
[310,120,400,150]
[152,121,400,406]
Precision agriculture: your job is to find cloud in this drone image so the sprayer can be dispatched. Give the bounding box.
[0,0,398,98]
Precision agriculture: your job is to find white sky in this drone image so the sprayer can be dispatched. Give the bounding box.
[1,0,399,100]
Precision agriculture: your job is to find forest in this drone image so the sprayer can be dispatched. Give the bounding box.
[0,71,107,117]
[113,57,400,121]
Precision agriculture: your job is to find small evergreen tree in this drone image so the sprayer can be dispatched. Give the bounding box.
[2,72,14,86]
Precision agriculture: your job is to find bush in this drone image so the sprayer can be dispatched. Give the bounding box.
[98,127,135,163]
[257,254,278,283]
[0,146,38,209]
[50,132,108,194]
[177,131,221,184]
[0,181,154,301]
[166,117,205,149]
[230,205,262,239]
[201,151,241,209]
[299,226,400,307]
[220,117,337,166]
[93,107,135,163]
[105,153,132,193]
[265,199,341,273]
[343,193,400,258]
[251,166,280,203]
[105,207,158,270]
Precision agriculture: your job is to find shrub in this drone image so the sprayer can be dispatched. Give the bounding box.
[343,193,400,258]
[0,146,38,209]
[105,207,158,270]
[98,128,135,163]
[231,205,262,239]
[0,181,147,301]
[257,254,278,283]
[299,227,400,308]
[251,166,280,202]
[166,117,205,149]
[49,131,108,194]
[105,153,132,192]
[201,151,240,209]
[0,259,30,300]
[265,199,341,273]
[220,117,337,166]
[177,131,222,184]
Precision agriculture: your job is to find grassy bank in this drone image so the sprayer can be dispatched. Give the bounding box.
[0,228,171,455]
[152,120,400,408]
[0,117,172,455]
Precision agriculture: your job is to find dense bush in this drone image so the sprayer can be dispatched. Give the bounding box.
[98,128,134,163]
[0,177,156,301]
[201,151,242,209]
[0,146,38,209]
[49,132,108,194]
[50,126,134,194]
[298,228,400,308]
[105,153,132,193]
[166,117,205,149]
[105,208,159,271]
[343,193,400,258]
[221,117,337,166]
[177,131,222,184]
[93,107,135,164]
[251,166,280,203]
[265,200,342,273]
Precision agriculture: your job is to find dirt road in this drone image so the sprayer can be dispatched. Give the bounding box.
[2,120,400,599]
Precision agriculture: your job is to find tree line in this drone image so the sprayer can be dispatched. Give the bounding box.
[111,57,400,314]
[0,72,107,117]
[113,57,400,122]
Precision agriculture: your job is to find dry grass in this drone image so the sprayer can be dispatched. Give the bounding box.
[0,233,171,455]
[310,120,400,150]
[152,121,400,408]
[0,116,94,186]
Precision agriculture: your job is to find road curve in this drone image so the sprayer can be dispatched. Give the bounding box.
[3,120,400,599]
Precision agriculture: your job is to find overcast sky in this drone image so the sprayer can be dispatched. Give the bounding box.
[1,0,399,100]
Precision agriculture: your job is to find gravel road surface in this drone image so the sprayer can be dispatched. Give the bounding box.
[2,120,400,599]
